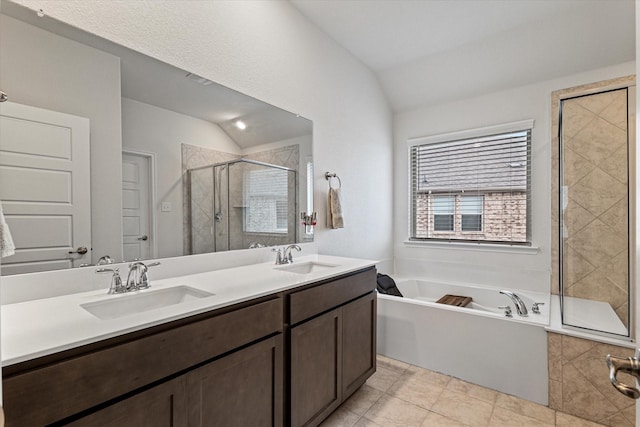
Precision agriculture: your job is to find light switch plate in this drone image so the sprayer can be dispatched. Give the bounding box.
[161,202,172,212]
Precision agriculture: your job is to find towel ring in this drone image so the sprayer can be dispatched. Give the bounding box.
[325,172,341,189]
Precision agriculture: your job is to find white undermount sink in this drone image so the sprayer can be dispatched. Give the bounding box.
[275,261,338,275]
[81,285,214,320]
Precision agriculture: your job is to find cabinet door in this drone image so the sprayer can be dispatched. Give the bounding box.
[187,334,283,427]
[290,308,342,427]
[66,377,187,427]
[342,292,376,398]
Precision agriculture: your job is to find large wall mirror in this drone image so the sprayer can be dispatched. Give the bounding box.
[0,1,313,275]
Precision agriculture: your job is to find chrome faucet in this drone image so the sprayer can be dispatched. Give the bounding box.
[125,261,160,291]
[273,245,302,265]
[96,267,126,294]
[283,244,302,263]
[499,291,528,317]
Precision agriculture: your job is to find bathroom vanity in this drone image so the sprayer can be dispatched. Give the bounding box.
[1,256,376,426]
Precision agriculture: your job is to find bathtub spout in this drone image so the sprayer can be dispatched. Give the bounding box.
[500,291,528,317]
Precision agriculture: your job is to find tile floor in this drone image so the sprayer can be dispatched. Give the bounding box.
[320,355,608,427]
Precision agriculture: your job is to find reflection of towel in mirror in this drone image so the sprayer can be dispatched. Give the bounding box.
[327,188,344,229]
[0,201,15,258]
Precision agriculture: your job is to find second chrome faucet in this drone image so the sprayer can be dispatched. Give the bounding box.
[499,290,528,317]
[273,244,302,265]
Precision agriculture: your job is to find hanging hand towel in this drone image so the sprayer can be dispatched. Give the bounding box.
[326,188,344,229]
[0,201,15,258]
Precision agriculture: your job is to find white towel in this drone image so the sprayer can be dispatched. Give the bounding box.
[327,188,344,229]
[0,201,15,258]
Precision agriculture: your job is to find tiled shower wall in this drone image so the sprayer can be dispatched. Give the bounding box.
[559,88,630,326]
[548,332,635,426]
[549,76,636,427]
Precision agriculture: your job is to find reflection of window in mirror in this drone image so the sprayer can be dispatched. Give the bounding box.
[243,169,289,234]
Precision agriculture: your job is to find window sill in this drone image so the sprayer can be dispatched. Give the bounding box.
[403,240,540,254]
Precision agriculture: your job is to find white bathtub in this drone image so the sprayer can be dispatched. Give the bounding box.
[377,278,550,405]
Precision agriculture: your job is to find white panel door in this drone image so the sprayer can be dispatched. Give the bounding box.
[122,152,151,261]
[0,102,90,274]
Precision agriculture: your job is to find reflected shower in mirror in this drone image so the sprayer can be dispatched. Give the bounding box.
[0,1,313,275]
[554,77,634,338]
[187,159,297,255]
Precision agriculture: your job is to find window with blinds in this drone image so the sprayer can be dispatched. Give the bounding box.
[243,168,289,234]
[410,123,532,245]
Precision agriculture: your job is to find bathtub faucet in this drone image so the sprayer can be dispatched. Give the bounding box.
[499,291,528,317]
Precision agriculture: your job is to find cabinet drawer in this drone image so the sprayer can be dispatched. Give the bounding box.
[4,296,283,427]
[289,268,375,325]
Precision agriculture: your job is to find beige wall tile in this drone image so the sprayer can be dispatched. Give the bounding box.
[562,362,619,422]
[549,379,563,410]
[562,335,598,362]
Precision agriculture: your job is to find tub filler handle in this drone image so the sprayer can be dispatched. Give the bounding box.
[498,305,512,318]
[606,350,640,399]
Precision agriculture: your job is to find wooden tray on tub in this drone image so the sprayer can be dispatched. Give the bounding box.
[436,294,472,307]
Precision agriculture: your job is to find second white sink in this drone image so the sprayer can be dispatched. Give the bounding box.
[81,286,214,320]
[275,261,338,275]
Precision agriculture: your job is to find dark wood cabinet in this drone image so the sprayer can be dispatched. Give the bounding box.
[289,270,377,427]
[67,377,187,427]
[342,291,376,398]
[187,334,283,426]
[291,308,342,427]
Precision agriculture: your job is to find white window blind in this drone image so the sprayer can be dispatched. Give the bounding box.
[410,122,532,245]
[243,168,289,234]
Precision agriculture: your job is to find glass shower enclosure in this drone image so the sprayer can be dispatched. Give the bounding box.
[187,159,297,254]
[557,81,635,338]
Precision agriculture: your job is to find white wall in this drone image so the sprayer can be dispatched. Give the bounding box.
[0,14,123,263]
[11,0,394,266]
[122,97,240,258]
[394,61,635,293]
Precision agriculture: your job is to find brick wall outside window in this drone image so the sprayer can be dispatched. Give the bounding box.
[414,192,527,242]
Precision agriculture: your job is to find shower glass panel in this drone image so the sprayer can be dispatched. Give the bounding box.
[187,159,297,253]
[559,87,633,337]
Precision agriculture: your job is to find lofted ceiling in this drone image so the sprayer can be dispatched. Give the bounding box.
[290,0,635,112]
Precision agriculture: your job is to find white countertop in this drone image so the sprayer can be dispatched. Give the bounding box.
[2,255,377,366]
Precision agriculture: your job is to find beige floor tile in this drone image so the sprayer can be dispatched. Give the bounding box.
[353,417,383,427]
[421,411,467,426]
[431,389,494,427]
[555,412,607,426]
[342,385,384,416]
[495,392,556,424]
[387,371,445,409]
[363,394,430,427]
[377,354,411,373]
[366,365,404,392]
[446,377,498,404]
[319,406,361,427]
[488,407,554,427]
[406,365,452,388]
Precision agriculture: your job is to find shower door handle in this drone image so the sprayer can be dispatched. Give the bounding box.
[606,351,640,399]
